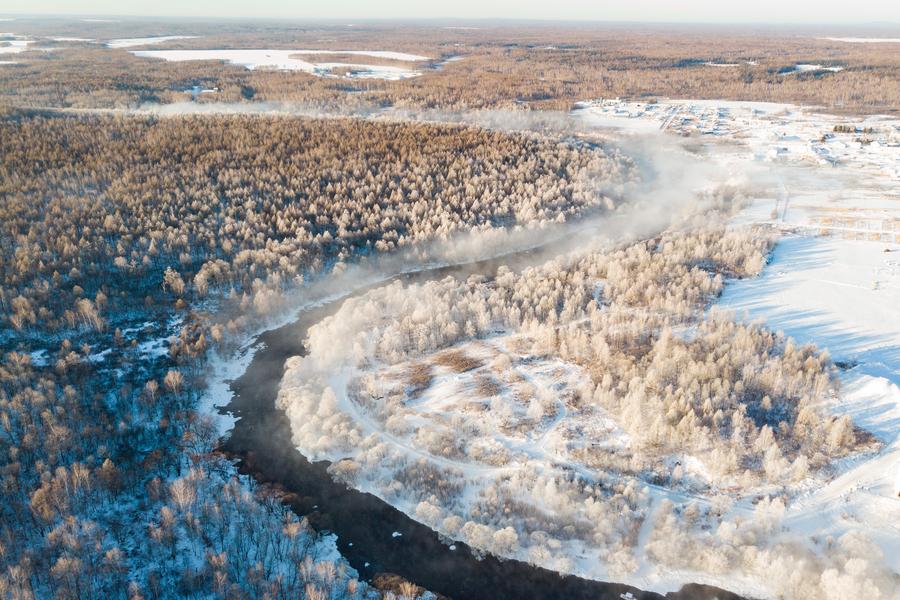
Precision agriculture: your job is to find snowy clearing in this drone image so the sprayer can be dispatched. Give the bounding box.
[130,48,429,79]
[720,236,900,373]
[106,35,197,48]
[284,49,429,61]
[280,327,778,590]
[718,233,900,584]
[780,64,844,75]
[0,37,32,55]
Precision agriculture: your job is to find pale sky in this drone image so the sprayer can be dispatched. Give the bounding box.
[3,0,899,24]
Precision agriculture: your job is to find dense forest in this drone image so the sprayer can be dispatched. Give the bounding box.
[1,112,628,339]
[0,111,624,598]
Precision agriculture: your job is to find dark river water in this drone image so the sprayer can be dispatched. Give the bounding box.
[219,251,750,600]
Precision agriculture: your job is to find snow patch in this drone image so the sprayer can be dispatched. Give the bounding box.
[780,64,844,75]
[130,48,428,80]
[28,349,49,366]
[0,37,32,55]
[821,37,900,43]
[87,347,113,363]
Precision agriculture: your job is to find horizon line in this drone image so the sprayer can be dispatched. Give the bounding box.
[2,13,900,27]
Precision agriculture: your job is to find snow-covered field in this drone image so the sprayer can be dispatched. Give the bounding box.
[106,35,197,48]
[719,234,900,578]
[720,237,900,374]
[131,48,429,79]
[0,34,32,55]
[780,64,844,75]
[1,32,68,61]
[0,33,79,65]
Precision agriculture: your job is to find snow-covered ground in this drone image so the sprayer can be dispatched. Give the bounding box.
[575,97,900,181]
[780,64,844,75]
[130,48,429,80]
[106,35,198,49]
[572,97,900,594]
[720,237,900,376]
[281,50,429,62]
[0,35,32,55]
[719,232,900,585]
[1,33,66,61]
[28,349,49,366]
[820,37,900,43]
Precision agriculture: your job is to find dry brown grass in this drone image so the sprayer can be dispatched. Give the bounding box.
[506,337,534,355]
[404,363,434,397]
[462,401,488,414]
[434,349,482,372]
[475,374,501,397]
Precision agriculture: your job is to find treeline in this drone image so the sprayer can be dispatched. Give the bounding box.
[0,111,626,340]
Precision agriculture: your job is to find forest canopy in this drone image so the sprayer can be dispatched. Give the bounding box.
[0,110,634,598]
